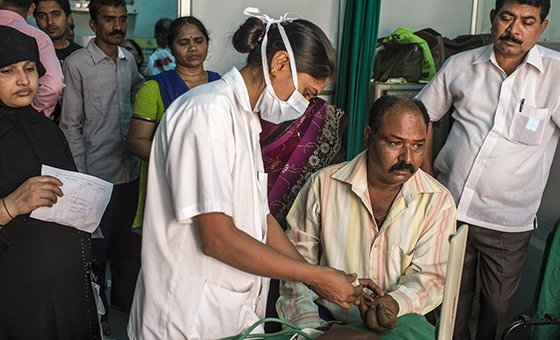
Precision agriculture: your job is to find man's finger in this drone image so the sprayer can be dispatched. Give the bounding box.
[377,306,396,328]
[359,278,384,297]
[366,305,388,332]
[358,296,369,318]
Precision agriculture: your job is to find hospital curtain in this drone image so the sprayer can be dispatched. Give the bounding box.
[334,0,381,159]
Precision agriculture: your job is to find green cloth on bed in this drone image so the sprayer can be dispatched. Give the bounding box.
[350,313,434,339]
[229,313,435,339]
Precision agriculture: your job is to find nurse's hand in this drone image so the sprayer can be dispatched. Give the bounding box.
[308,267,363,309]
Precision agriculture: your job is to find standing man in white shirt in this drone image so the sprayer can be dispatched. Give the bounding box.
[417,0,559,339]
[59,0,143,336]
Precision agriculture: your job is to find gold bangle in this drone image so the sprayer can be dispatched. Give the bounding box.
[2,198,14,220]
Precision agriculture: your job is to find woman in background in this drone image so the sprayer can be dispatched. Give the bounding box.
[127,16,220,233]
[261,97,348,228]
[0,25,100,340]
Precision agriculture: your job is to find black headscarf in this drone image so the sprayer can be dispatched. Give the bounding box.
[0,27,50,250]
[0,25,46,77]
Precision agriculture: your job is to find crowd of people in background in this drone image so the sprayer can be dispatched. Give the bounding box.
[0,0,559,339]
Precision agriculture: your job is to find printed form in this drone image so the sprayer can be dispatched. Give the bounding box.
[30,165,113,233]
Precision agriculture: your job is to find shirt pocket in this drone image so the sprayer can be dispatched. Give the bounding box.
[508,105,549,146]
[190,280,258,339]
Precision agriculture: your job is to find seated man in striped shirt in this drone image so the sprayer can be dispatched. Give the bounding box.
[277,95,456,331]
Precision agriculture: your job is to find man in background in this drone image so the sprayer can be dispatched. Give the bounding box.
[33,0,81,64]
[144,17,175,76]
[0,0,63,117]
[60,0,143,336]
[33,0,81,123]
[417,0,560,338]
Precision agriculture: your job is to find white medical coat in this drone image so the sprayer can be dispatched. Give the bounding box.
[128,67,271,339]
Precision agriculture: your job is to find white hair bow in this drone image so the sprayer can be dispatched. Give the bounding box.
[243,7,302,28]
[242,7,303,90]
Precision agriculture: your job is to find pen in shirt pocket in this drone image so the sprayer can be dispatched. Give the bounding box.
[519,98,525,112]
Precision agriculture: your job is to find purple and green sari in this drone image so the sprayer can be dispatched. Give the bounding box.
[260,97,348,227]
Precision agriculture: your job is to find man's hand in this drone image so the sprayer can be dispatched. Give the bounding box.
[359,294,399,332]
[359,278,384,298]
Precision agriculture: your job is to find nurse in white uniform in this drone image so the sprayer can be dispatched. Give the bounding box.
[128,8,367,340]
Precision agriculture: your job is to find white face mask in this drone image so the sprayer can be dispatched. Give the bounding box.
[245,7,310,124]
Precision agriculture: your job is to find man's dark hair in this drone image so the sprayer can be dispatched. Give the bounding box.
[33,0,71,17]
[495,0,550,20]
[155,18,172,35]
[2,0,34,11]
[367,95,430,138]
[89,0,126,21]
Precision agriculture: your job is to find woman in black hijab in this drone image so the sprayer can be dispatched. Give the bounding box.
[0,26,101,339]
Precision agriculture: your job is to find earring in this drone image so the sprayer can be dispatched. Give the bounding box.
[271,68,278,76]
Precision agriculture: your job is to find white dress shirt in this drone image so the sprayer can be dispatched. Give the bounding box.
[418,45,560,232]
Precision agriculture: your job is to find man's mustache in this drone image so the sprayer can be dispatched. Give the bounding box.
[388,160,416,174]
[109,30,125,36]
[499,34,523,44]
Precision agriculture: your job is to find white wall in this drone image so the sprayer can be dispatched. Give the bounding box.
[188,0,341,75]
[378,0,473,39]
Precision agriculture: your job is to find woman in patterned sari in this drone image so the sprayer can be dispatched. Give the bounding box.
[260,97,348,331]
[260,97,348,228]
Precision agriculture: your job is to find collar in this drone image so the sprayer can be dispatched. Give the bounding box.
[524,45,544,72]
[221,67,253,114]
[474,44,544,73]
[0,9,25,22]
[331,150,442,206]
[87,39,127,64]
[473,45,494,65]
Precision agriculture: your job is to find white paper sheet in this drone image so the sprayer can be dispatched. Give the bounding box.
[30,165,113,233]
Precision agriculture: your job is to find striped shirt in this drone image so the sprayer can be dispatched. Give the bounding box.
[277,151,456,327]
